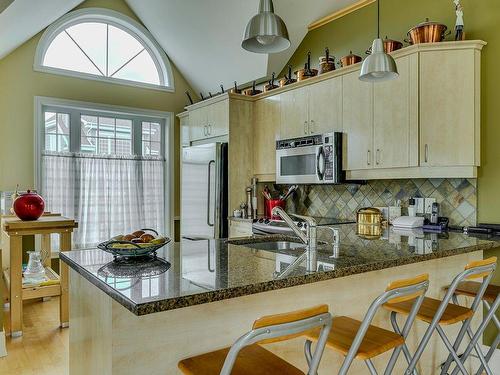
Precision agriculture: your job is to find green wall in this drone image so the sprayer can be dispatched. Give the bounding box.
[282,0,500,346]
[0,0,195,218]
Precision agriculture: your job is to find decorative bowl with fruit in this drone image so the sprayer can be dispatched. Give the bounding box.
[98,229,170,258]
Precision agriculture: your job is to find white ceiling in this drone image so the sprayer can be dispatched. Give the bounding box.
[0,0,359,93]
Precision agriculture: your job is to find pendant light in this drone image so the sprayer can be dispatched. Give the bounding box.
[242,0,290,54]
[359,0,398,82]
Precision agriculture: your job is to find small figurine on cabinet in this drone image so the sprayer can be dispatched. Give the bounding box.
[453,0,465,41]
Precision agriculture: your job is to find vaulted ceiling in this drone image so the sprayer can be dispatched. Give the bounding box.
[0,0,359,93]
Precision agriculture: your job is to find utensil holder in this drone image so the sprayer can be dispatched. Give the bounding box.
[265,199,286,219]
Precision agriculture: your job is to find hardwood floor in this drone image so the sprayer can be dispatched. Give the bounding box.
[0,297,68,375]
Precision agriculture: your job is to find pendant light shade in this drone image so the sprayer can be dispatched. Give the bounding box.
[242,0,290,54]
[359,0,398,82]
[359,38,398,82]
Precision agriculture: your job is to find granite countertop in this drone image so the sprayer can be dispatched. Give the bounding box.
[60,224,499,316]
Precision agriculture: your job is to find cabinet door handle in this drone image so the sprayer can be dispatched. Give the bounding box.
[203,125,207,136]
[304,121,308,135]
[376,149,380,165]
[424,144,429,163]
[310,120,315,134]
[208,124,212,135]
[367,150,371,166]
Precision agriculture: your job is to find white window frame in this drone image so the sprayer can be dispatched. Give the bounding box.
[34,96,175,238]
[34,8,175,92]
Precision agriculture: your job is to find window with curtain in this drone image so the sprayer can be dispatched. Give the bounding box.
[41,106,166,249]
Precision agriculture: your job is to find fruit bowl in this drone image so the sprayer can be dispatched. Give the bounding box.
[98,229,171,259]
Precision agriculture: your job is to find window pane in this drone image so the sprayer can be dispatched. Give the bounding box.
[150,122,161,142]
[43,31,102,75]
[81,136,97,153]
[150,141,161,156]
[99,117,115,138]
[142,122,150,142]
[142,141,150,155]
[45,112,56,134]
[113,49,160,85]
[81,115,98,137]
[65,22,107,74]
[45,134,57,151]
[108,25,144,76]
[116,139,131,155]
[99,138,114,154]
[58,135,70,152]
[57,113,70,135]
[116,119,132,140]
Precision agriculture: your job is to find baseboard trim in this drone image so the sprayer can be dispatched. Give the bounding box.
[0,330,7,357]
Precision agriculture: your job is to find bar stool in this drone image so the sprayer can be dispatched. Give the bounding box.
[304,274,429,375]
[447,280,500,375]
[384,257,497,375]
[178,305,332,375]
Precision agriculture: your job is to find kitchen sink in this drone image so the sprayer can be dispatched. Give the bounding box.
[241,241,305,252]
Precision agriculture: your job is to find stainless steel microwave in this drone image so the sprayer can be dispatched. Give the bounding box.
[276,132,344,184]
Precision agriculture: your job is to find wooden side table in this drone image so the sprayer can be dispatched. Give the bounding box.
[2,216,78,337]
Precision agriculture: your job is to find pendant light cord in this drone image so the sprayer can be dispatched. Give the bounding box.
[377,0,380,38]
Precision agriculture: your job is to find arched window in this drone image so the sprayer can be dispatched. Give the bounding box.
[34,8,174,91]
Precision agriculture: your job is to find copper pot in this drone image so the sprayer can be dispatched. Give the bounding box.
[229,81,241,94]
[407,18,449,44]
[295,51,318,82]
[318,47,336,75]
[279,65,297,88]
[263,73,279,93]
[366,37,403,54]
[339,51,362,67]
[243,81,262,96]
[356,207,383,225]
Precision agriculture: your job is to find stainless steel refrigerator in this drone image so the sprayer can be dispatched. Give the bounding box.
[181,143,228,240]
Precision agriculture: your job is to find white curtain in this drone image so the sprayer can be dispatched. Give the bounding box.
[42,152,165,248]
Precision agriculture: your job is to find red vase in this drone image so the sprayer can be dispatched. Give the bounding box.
[13,190,45,221]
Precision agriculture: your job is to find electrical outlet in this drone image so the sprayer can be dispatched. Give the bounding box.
[415,198,425,214]
[425,198,436,214]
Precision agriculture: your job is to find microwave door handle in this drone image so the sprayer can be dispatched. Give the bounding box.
[316,146,325,181]
[207,160,215,227]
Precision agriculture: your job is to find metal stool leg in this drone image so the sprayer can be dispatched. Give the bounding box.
[388,311,419,375]
[436,325,469,375]
[365,359,379,375]
[440,317,474,374]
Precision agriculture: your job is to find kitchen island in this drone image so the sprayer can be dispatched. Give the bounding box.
[61,225,499,375]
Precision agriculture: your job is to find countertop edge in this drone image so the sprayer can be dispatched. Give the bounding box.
[61,240,499,316]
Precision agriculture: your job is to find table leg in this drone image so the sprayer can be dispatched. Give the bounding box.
[41,234,51,268]
[9,235,23,337]
[59,232,71,328]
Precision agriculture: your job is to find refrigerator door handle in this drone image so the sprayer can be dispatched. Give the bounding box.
[207,160,215,227]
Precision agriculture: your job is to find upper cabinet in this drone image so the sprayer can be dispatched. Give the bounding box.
[280,77,342,139]
[253,95,281,180]
[187,98,229,142]
[419,48,480,167]
[373,54,419,169]
[342,70,373,170]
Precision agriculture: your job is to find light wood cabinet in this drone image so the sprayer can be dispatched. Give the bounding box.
[280,88,308,139]
[308,77,343,134]
[188,99,229,142]
[253,95,281,180]
[178,112,190,147]
[342,70,373,170]
[373,54,419,169]
[280,78,342,139]
[419,48,480,167]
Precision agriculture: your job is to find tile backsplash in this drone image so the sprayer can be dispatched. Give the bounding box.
[275,178,477,227]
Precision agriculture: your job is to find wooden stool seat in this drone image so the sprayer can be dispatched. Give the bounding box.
[452,281,500,303]
[178,344,305,375]
[385,296,473,325]
[306,316,404,360]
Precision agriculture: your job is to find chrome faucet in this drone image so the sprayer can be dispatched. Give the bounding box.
[318,226,340,258]
[271,206,317,252]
